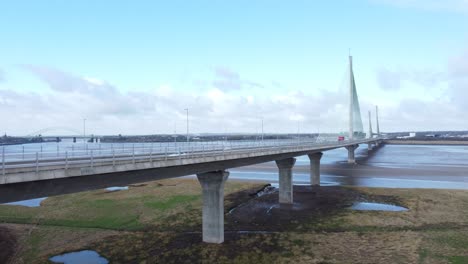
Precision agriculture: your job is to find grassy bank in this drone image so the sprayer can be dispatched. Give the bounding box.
[1,178,467,263]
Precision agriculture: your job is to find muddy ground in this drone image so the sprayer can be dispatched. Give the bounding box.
[224,185,401,232]
[0,226,17,264]
[1,178,467,263]
[86,185,410,264]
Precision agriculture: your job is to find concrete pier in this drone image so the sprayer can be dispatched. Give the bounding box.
[275,157,296,204]
[197,170,229,244]
[346,145,358,164]
[367,143,372,151]
[307,152,323,186]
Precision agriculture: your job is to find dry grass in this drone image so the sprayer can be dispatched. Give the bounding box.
[1,180,468,263]
[2,223,118,264]
[0,178,263,231]
[340,187,468,229]
[280,231,422,264]
[0,178,264,263]
[418,230,468,264]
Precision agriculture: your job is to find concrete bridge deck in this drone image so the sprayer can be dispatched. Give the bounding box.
[1,138,380,186]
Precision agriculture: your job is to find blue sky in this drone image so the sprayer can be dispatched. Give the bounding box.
[1,1,467,135]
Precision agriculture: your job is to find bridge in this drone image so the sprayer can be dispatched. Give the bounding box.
[0,56,383,243]
[17,126,102,143]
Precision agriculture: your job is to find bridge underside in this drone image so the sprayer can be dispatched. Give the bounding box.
[0,147,339,203]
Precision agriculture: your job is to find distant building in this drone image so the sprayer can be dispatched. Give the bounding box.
[397,132,416,139]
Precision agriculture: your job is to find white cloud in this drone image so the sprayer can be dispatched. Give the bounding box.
[446,51,468,112]
[83,77,106,86]
[448,51,468,77]
[3,52,468,136]
[0,68,5,83]
[373,48,468,131]
[376,68,445,91]
[376,68,403,91]
[0,65,353,135]
[211,66,263,91]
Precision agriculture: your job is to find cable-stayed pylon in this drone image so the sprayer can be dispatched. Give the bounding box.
[348,56,364,139]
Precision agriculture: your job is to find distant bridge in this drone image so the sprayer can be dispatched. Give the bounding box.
[23,126,101,143]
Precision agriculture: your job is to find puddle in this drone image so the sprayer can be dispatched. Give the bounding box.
[105,186,128,192]
[349,202,408,211]
[50,250,108,264]
[4,197,47,207]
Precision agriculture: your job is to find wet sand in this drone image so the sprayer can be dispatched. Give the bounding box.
[233,144,468,186]
[236,161,468,179]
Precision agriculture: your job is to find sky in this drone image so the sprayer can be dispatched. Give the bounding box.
[0,0,467,135]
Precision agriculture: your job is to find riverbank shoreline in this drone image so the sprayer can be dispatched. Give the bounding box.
[384,139,468,145]
[231,160,468,187]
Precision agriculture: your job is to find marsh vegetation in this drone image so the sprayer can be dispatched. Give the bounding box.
[1,178,467,263]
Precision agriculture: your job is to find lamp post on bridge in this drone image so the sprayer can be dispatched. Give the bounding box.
[83,118,86,144]
[261,117,264,143]
[184,108,189,143]
[376,105,380,136]
[173,122,177,147]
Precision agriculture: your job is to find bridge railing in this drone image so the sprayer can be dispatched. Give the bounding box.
[1,138,379,178]
[2,138,325,162]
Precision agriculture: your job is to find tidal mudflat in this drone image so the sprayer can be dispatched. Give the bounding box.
[1,177,468,263]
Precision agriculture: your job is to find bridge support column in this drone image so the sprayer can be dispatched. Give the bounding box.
[275,158,296,204]
[346,145,358,164]
[197,170,229,244]
[308,152,323,186]
[367,143,372,151]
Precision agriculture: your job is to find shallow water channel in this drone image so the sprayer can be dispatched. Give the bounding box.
[2,186,129,207]
[105,186,129,192]
[3,197,47,207]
